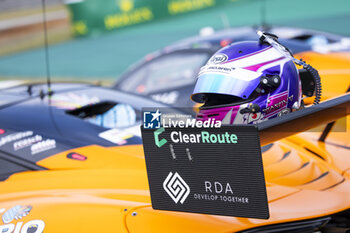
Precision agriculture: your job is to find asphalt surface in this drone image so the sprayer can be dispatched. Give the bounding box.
[0,0,349,81]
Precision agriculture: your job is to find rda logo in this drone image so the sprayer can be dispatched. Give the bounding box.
[163,172,190,204]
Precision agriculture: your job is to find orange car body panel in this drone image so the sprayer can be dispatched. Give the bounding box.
[0,50,350,232]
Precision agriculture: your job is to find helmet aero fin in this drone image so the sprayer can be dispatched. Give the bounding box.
[258,31,322,105]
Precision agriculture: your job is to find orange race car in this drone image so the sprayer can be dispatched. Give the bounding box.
[0,31,350,233]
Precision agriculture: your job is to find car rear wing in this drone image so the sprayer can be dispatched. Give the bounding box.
[257,93,350,145]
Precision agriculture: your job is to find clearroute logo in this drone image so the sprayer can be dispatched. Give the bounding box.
[163,172,190,204]
[143,109,161,129]
[154,127,167,148]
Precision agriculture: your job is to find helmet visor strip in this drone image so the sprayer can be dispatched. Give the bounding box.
[192,66,262,102]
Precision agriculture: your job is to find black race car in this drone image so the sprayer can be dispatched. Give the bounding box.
[112,26,350,106]
[0,82,178,181]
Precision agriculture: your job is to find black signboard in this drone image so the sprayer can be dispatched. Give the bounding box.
[141,125,269,219]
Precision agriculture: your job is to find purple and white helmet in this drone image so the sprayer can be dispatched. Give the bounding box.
[191,40,302,124]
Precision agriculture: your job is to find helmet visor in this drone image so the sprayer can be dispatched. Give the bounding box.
[191,66,262,103]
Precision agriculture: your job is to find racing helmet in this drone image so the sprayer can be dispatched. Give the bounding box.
[191,34,303,124]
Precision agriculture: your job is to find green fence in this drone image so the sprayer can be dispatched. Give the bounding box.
[66,0,235,37]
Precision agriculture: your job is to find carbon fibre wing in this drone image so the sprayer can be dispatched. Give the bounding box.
[257,93,350,145]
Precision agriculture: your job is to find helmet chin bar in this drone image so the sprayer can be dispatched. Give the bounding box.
[258,31,322,105]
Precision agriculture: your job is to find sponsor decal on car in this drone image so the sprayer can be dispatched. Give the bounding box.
[0,205,45,233]
[0,131,33,147]
[30,139,56,155]
[67,152,87,161]
[13,135,43,151]
[0,220,45,233]
[151,91,179,105]
[99,128,134,145]
[2,205,32,224]
[50,93,100,110]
